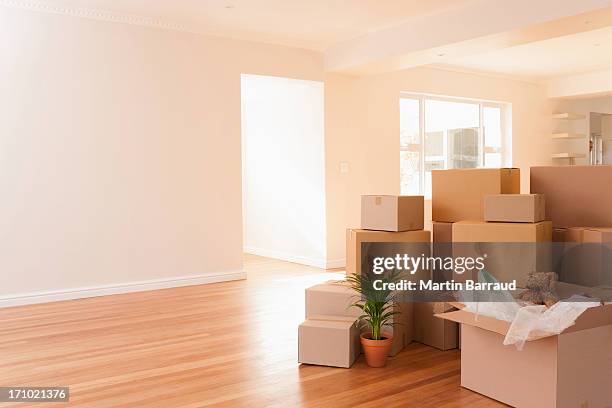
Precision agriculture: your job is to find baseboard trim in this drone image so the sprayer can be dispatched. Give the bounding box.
[244,246,345,270]
[0,270,246,308]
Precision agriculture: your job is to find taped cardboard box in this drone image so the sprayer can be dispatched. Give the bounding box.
[436,304,612,408]
[484,194,545,223]
[361,195,424,232]
[530,165,612,228]
[298,315,360,368]
[432,168,520,222]
[305,281,410,356]
[413,302,458,350]
[452,221,552,287]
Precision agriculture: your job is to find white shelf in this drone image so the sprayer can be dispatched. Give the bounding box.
[551,133,586,140]
[552,112,585,120]
[552,153,586,159]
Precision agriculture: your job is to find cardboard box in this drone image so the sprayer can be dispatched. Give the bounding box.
[361,195,424,232]
[298,315,360,368]
[305,281,410,356]
[559,227,612,287]
[484,194,545,223]
[437,304,612,408]
[452,221,552,286]
[530,165,612,228]
[413,302,458,350]
[432,168,520,222]
[345,229,431,277]
[305,281,361,319]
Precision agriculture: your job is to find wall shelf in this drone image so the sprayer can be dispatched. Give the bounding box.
[551,133,586,139]
[552,153,586,159]
[552,112,586,120]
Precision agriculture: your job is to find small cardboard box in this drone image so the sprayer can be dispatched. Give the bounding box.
[432,168,520,222]
[361,195,424,232]
[413,302,458,350]
[305,281,360,319]
[298,315,360,368]
[436,304,612,408]
[484,194,545,223]
[345,229,431,277]
[531,165,612,228]
[452,221,552,286]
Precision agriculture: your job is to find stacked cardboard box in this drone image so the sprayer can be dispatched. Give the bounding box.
[299,195,428,368]
[298,281,361,368]
[431,166,612,407]
[350,195,429,356]
[416,168,522,351]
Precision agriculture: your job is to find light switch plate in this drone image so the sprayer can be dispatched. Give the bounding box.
[339,161,350,174]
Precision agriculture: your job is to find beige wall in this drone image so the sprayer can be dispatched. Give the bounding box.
[0,7,323,303]
[325,67,552,262]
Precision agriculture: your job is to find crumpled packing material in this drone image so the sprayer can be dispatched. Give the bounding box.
[456,270,602,350]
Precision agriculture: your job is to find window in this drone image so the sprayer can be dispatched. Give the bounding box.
[400,94,509,197]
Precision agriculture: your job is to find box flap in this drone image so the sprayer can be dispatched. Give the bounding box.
[435,310,511,336]
[437,303,612,339]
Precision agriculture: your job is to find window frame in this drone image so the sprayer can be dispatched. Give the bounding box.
[399,93,509,196]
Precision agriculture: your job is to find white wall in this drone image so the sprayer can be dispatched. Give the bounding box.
[0,6,324,305]
[242,75,327,267]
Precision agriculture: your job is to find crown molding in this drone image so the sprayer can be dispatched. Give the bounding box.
[0,0,200,34]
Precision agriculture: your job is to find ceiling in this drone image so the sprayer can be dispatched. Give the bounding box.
[42,0,475,50]
[439,25,612,82]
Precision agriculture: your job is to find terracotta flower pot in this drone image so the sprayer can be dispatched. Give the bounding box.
[360,332,393,367]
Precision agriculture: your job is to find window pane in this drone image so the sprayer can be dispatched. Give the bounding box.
[485,153,502,168]
[484,106,502,148]
[400,98,420,147]
[424,99,480,190]
[400,151,420,195]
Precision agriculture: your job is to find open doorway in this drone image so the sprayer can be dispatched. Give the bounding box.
[241,74,326,268]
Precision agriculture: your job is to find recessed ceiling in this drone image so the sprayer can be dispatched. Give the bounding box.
[36,0,475,50]
[438,25,612,81]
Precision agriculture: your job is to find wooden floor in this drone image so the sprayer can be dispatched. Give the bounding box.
[0,255,503,407]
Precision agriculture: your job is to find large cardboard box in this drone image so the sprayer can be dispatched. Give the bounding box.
[432,168,520,222]
[345,229,431,277]
[437,304,612,408]
[452,221,552,286]
[530,165,612,228]
[484,194,545,223]
[413,302,458,350]
[361,195,424,232]
[559,227,612,288]
[305,281,410,356]
[298,315,360,368]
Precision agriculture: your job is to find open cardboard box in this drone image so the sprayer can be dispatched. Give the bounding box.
[436,302,612,408]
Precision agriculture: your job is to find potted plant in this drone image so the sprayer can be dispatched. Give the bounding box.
[346,270,401,367]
